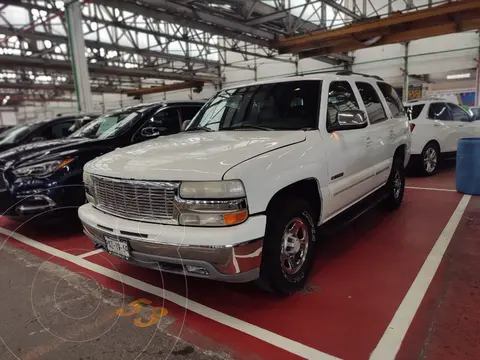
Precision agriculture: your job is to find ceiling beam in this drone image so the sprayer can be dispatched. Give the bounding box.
[4,0,294,64]
[0,25,220,68]
[0,82,123,93]
[95,0,271,47]
[124,81,204,96]
[0,55,221,82]
[138,0,275,40]
[321,0,361,20]
[275,0,480,54]
[299,15,480,58]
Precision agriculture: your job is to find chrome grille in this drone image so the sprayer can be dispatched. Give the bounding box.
[92,176,178,223]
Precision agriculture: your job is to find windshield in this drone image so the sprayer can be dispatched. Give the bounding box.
[0,122,41,145]
[187,80,321,132]
[69,109,144,140]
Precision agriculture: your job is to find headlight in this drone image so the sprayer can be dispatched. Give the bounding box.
[13,158,75,178]
[179,180,245,199]
[178,180,248,226]
[83,171,96,204]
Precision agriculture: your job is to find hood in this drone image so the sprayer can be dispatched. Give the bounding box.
[85,131,306,181]
[0,138,101,169]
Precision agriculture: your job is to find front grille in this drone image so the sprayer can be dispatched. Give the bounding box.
[92,175,178,223]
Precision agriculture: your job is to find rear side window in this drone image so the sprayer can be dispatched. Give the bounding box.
[356,82,387,124]
[326,81,360,131]
[428,103,451,121]
[405,104,425,120]
[377,82,405,118]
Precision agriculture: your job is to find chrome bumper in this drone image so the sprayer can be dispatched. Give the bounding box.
[81,222,263,283]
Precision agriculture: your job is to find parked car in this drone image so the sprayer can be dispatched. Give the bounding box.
[79,72,411,295]
[0,100,204,218]
[0,125,14,134]
[405,100,479,175]
[0,114,98,153]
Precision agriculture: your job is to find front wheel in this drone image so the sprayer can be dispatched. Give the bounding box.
[257,197,317,295]
[383,157,405,210]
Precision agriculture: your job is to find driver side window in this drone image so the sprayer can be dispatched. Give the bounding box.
[36,120,77,141]
[134,107,180,142]
[327,81,360,131]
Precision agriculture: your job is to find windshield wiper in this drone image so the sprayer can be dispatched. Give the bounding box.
[224,124,273,131]
[186,126,214,132]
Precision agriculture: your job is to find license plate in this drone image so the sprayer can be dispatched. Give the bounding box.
[104,236,130,259]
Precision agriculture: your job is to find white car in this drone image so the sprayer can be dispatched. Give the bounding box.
[405,100,479,175]
[79,72,411,295]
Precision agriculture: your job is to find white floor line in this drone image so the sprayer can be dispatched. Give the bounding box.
[77,248,104,259]
[370,194,471,360]
[405,186,457,192]
[0,227,341,360]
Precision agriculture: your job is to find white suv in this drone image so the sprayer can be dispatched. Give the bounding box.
[405,100,479,175]
[79,73,411,295]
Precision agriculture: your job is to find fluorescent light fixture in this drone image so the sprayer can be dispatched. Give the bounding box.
[446,73,471,80]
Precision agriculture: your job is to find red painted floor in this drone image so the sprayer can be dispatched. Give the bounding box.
[1,166,478,360]
[406,164,456,190]
[398,195,480,360]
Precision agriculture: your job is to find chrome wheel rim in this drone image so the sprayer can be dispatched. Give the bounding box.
[280,217,309,275]
[423,147,437,173]
[393,169,402,199]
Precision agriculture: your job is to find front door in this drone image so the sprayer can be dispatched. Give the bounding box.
[323,80,374,220]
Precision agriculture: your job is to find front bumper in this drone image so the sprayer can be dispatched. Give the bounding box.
[0,178,85,217]
[78,203,266,283]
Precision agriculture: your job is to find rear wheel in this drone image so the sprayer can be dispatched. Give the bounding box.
[257,196,317,295]
[419,142,439,176]
[383,157,405,210]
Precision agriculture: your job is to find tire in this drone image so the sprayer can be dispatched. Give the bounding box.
[418,142,440,176]
[257,196,317,295]
[383,157,405,210]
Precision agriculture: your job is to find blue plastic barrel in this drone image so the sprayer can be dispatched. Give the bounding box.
[456,138,480,195]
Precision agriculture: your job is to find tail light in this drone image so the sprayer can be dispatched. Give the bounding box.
[409,123,415,132]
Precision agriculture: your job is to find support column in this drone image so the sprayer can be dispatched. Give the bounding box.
[403,42,409,102]
[66,1,93,113]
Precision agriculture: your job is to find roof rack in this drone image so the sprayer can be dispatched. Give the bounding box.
[335,71,384,81]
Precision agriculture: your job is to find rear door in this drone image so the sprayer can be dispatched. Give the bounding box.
[354,81,391,188]
[427,102,456,152]
[376,82,409,181]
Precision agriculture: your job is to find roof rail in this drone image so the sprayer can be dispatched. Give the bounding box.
[335,71,384,81]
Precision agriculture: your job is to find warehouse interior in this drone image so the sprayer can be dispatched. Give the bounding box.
[0,0,480,359]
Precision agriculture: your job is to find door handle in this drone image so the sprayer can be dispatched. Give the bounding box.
[433,123,441,127]
[365,136,373,147]
[458,124,465,127]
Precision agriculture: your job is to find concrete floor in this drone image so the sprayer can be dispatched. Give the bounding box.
[0,243,229,360]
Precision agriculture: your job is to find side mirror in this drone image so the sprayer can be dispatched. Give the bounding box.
[31,136,46,142]
[181,120,191,132]
[329,110,368,132]
[140,127,165,139]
